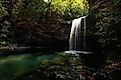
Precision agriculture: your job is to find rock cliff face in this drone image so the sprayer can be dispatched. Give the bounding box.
[15,20,70,48]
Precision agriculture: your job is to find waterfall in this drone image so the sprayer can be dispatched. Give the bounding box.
[84,16,86,49]
[69,16,87,51]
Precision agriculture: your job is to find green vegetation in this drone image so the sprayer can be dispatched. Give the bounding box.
[0,3,8,20]
[0,2,9,47]
[92,0,121,48]
[17,0,88,21]
[50,0,88,19]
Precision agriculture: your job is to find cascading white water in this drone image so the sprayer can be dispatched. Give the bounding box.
[83,16,86,49]
[69,16,87,51]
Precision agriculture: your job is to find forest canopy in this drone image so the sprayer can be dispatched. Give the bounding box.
[15,0,89,21]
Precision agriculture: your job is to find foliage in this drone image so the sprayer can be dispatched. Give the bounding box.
[15,0,48,21]
[16,0,89,21]
[0,2,9,47]
[50,0,89,19]
[0,3,8,20]
[93,0,121,48]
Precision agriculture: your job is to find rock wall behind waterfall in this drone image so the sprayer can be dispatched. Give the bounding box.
[15,19,70,47]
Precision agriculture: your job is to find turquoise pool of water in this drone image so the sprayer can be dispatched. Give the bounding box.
[0,52,63,80]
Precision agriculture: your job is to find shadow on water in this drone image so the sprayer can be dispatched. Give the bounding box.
[0,46,68,56]
[80,52,104,68]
